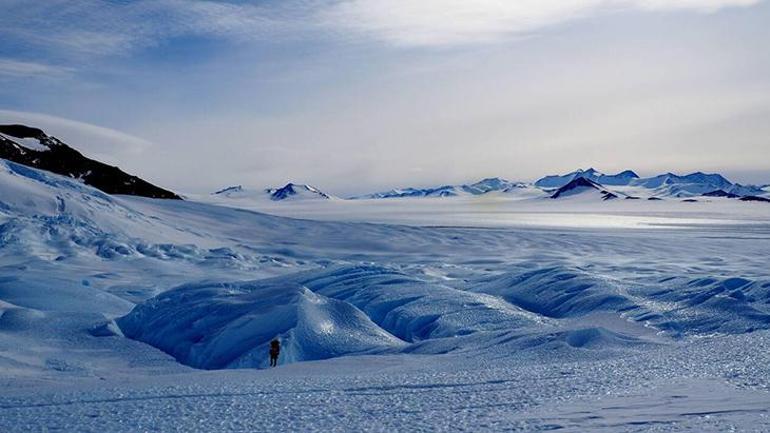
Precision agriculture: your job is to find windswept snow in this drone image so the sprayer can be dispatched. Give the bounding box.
[2,159,770,431]
[118,280,405,369]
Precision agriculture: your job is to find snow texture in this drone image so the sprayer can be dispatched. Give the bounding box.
[2,158,770,432]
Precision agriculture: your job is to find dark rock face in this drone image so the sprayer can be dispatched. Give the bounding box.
[266,183,331,201]
[212,185,244,196]
[0,124,181,200]
[550,177,618,200]
[0,124,45,138]
[703,190,740,198]
[739,196,770,203]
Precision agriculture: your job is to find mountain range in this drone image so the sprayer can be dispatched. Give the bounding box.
[354,177,529,199]
[535,168,640,188]
[1,123,767,204]
[344,168,769,202]
[214,169,769,203]
[212,183,335,201]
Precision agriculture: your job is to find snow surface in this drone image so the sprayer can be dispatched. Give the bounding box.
[200,188,770,229]
[2,159,770,432]
[0,132,50,152]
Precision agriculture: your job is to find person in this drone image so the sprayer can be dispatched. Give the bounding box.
[269,339,280,367]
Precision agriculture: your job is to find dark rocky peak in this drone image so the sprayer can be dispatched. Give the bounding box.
[0,124,181,200]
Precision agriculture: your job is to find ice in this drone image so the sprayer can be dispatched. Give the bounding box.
[2,159,770,431]
[118,279,405,369]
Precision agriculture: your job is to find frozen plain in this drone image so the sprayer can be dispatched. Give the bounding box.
[2,160,770,432]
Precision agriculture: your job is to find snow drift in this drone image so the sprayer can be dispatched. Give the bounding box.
[117,265,545,369]
[117,280,405,369]
[473,266,770,337]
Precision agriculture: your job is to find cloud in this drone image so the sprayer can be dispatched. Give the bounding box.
[320,0,763,47]
[0,110,152,166]
[0,58,73,79]
[0,0,762,58]
[0,0,298,57]
[634,0,760,12]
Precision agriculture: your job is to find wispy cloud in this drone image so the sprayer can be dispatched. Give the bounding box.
[320,0,763,47]
[0,110,152,165]
[0,58,73,79]
[0,0,763,58]
[0,0,298,57]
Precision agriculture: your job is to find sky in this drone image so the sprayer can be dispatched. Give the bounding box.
[1,0,769,195]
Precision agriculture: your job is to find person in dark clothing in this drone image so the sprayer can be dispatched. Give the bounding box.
[269,339,280,367]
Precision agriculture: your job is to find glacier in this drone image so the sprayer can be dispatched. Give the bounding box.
[2,159,770,432]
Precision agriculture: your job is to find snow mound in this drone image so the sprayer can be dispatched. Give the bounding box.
[118,265,546,368]
[118,280,405,369]
[473,266,770,337]
[284,265,540,341]
[473,266,636,319]
[117,258,770,371]
[0,159,269,269]
[0,158,129,227]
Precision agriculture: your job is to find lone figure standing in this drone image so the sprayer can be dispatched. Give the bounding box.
[269,339,280,367]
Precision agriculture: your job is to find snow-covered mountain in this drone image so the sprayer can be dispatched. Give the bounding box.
[727,183,767,197]
[461,177,529,194]
[355,170,769,202]
[0,124,181,199]
[631,172,731,197]
[355,177,530,199]
[266,183,333,201]
[536,168,639,188]
[536,168,768,199]
[550,177,619,200]
[702,190,740,198]
[355,185,461,199]
[211,185,245,197]
[211,171,767,205]
[210,183,334,202]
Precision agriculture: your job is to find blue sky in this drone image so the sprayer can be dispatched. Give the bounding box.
[1,0,769,194]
